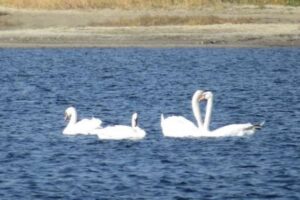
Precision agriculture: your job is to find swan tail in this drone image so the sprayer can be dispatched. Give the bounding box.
[242,121,265,133]
[251,121,265,130]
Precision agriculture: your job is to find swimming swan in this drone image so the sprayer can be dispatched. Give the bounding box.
[161,90,206,137]
[200,91,264,137]
[91,113,146,140]
[63,106,102,135]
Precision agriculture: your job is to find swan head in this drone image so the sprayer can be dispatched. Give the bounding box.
[192,90,206,102]
[203,91,213,100]
[64,106,76,121]
[131,112,138,128]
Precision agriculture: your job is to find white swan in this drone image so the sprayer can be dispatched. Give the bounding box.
[161,90,206,137]
[90,113,146,140]
[63,106,102,135]
[200,91,264,137]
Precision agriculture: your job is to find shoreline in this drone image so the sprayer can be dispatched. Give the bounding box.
[0,6,299,48]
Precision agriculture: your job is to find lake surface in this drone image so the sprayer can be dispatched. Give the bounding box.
[0,48,299,199]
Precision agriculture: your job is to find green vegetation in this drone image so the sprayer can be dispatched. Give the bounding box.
[0,0,299,9]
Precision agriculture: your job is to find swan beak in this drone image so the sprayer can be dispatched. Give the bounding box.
[199,91,209,101]
[198,94,206,101]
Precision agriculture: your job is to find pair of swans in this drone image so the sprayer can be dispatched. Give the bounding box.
[63,107,146,140]
[161,90,264,138]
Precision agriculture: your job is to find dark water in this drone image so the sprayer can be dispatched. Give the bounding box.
[0,48,299,199]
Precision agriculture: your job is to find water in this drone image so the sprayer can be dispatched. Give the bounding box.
[0,48,299,199]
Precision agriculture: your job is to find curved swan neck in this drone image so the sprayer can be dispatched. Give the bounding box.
[192,92,203,128]
[68,108,77,125]
[204,93,213,131]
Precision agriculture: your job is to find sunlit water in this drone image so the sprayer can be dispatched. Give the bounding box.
[0,48,299,199]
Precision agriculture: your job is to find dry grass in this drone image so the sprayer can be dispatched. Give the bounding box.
[0,0,299,9]
[0,12,18,29]
[0,0,217,9]
[90,15,254,26]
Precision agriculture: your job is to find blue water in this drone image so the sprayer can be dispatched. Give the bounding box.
[0,48,299,199]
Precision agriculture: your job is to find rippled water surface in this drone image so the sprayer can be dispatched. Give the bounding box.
[0,48,299,199]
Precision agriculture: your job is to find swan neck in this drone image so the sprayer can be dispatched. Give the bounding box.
[192,95,202,128]
[69,109,77,125]
[131,117,137,128]
[204,95,213,131]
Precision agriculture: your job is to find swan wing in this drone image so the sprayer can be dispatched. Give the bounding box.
[63,117,102,135]
[77,118,102,131]
[133,127,146,139]
[161,115,199,137]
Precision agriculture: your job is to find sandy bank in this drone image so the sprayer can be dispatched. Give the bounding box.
[0,5,299,47]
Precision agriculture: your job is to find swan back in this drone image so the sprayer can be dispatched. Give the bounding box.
[208,123,256,137]
[96,125,146,140]
[94,112,146,140]
[161,115,199,137]
[202,121,265,137]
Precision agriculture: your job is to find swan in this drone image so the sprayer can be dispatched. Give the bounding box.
[63,106,102,135]
[90,113,146,140]
[200,91,264,137]
[161,90,206,137]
